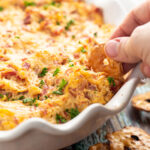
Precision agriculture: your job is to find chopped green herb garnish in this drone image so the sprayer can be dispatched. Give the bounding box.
[81,47,87,53]
[53,79,68,95]
[24,1,36,7]
[44,1,61,9]
[94,32,97,37]
[43,1,60,9]
[15,36,20,39]
[65,20,75,30]
[0,7,4,11]
[65,108,80,119]
[53,68,60,76]
[56,114,67,123]
[6,93,12,101]
[0,94,4,98]
[58,79,68,91]
[56,21,60,25]
[83,68,88,71]
[39,68,48,77]
[68,58,72,62]
[35,103,39,107]
[45,95,48,99]
[72,35,75,39]
[69,64,74,67]
[33,98,36,103]
[37,94,40,100]
[65,109,69,113]
[50,1,56,6]
[52,90,63,95]
[22,98,32,103]
[22,98,37,106]
[19,96,25,100]
[69,108,80,119]
[107,77,116,86]
[39,80,45,88]
[6,93,9,98]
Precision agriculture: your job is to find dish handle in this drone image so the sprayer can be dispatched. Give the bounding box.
[105,63,145,114]
[128,63,145,80]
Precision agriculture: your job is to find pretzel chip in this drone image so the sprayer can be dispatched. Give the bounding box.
[107,126,150,150]
[132,92,150,112]
[88,43,123,78]
[89,143,109,150]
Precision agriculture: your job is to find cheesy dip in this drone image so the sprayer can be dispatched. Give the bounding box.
[0,0,123,130]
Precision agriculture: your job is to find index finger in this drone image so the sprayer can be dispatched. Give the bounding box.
[111,0,150,39]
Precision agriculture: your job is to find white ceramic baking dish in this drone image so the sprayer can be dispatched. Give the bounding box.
[0,0,145,150]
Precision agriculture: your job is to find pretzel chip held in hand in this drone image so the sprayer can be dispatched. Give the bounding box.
[88,43,123,78]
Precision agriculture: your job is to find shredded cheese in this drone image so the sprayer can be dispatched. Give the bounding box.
[0,0,123,130]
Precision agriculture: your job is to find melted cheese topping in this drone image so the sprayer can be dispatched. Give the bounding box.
[0,0,123,130]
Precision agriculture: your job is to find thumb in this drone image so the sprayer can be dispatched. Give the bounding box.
[105,22,150,76]
[105,37,140,63]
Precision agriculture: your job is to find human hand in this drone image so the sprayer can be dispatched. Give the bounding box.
[105,1,150,77]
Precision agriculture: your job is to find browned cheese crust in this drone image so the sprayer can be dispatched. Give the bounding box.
[0,0,124,130]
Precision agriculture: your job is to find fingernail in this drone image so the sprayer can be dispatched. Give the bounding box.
[143,65,150,76]
[105,40,119,57]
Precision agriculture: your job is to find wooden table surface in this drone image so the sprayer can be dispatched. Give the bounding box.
[63,81,150,150]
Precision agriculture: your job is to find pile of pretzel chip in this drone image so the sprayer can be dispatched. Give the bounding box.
[89,91,150,150]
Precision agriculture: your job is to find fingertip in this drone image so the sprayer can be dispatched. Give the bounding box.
[105,40,119,58]
[141,63,150,77]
